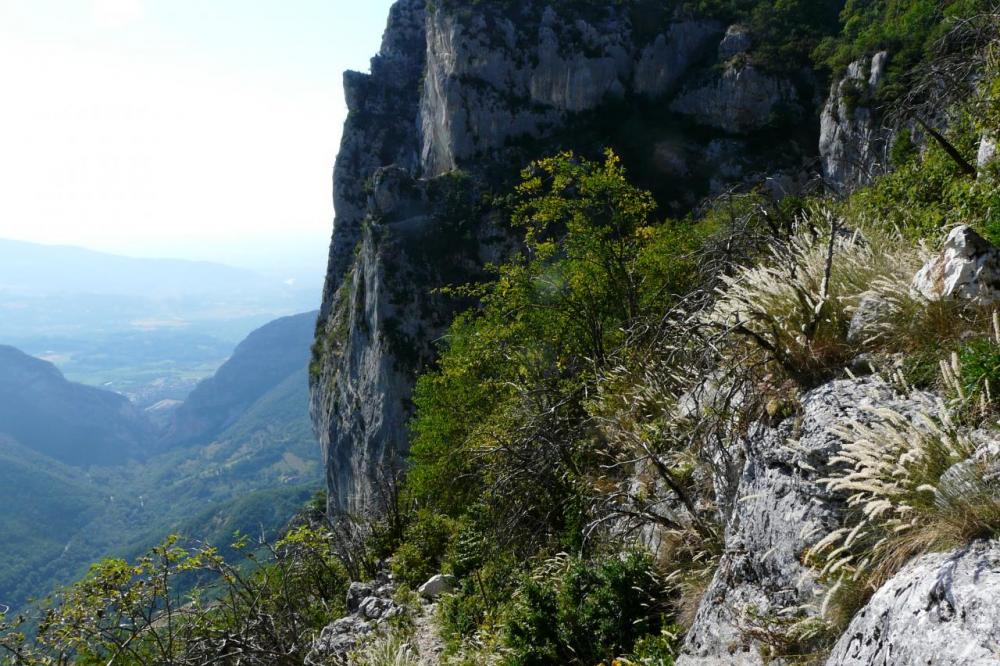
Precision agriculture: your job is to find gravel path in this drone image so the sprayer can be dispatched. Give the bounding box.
[412,602,445,665]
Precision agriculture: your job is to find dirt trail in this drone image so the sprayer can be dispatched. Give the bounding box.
[412,602,444,665]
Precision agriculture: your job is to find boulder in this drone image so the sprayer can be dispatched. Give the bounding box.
[911,225,1000,305]
[346,581,374,613]
[418,574,456,599]
[304,616,373,665]
[826,540,1000,666]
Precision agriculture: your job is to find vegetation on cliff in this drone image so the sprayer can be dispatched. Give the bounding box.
[4,2,1000,665]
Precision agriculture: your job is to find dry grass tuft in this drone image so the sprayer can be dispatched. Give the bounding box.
[706,211,921,387]
[810,399,1000,603]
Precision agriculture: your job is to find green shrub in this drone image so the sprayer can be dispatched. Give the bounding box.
[503,552,667,666]
[391,510,458,588]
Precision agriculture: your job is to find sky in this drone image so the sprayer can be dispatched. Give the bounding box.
[0,0,396,283]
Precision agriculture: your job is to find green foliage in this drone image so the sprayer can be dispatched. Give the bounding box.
[504,552,667,666]
[0,528,348,666]
[813,0,995,99]
[409,151,709,518]
[842,113,1000,242]
[627,629,681,665]
[391,510,459,588]
[959,336,1000,404]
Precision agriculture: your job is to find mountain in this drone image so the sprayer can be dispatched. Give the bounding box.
[302,2,1000,665]
[161,311,318,447]
[0,314,323,609]
[0,238,299,299]
[0,345,153,466]
[310,0,833,512]
[0,435,104,607]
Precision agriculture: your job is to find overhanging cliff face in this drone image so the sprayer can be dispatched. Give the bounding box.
[311,0,830,516]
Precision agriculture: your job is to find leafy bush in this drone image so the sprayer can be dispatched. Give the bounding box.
[504,551,667,666]
[0,528,349,666]
[813,0,995,100]
[391,510,458,588]
[843,114,1000,243]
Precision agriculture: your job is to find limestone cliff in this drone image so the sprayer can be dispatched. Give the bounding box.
[311,0,828,516]
[819,52,891,192]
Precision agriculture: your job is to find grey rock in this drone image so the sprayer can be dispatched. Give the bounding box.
[418,574,456,599]
[979,135,997,172]
[358,595,394,620]
[346,581,374,613]
[826,540,1000,666]
[847,293,891,345]
[670,64,800,133]
[718,24,752,61]
[633,21,723,98]
[319,0,426,322]
[680,378,934,665]
[819,52,891,192]
[912,225,1000,305]
[305,615,373,665]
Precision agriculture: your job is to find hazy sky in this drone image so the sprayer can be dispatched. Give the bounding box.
[0,0,396,280]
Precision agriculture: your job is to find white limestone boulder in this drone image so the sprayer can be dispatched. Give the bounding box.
[912,225,1000,305]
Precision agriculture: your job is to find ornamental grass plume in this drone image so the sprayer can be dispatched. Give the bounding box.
[810,400,1000,598]
[706,210,918,387]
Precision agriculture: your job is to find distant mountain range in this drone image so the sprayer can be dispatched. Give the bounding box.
[0,238,310,299]
[0,345,153,465]
[0,237,319,340]
[0,312,323,609]
[161,311,318,447]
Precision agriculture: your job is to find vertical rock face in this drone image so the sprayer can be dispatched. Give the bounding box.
[669,63,802,133]
[819,52,890,192]
[418,5,724,177]
[312,0,830,516]
[320,0,426,321]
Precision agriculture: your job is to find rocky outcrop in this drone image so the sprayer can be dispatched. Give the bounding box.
[679,377,934,665]
[311,165,514,512]
[826,540,1000,666]
[912,225,1000,305]
[670,63,800,133]
[819,52,891,192]
[320,0,426,322]
[313,0,829,515]
[306,572,404,665]
[419,6,723,176]
[718,24,752,61]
